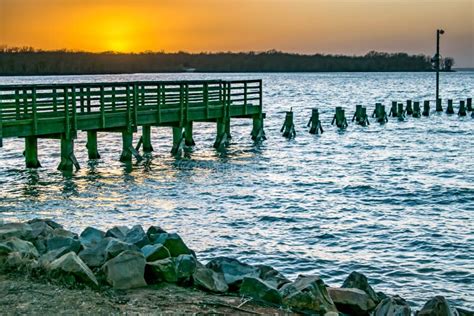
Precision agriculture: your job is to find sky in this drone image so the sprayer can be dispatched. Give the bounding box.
[1,0,473,67]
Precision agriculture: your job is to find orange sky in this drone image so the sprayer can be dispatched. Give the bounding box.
[1,0,473,66]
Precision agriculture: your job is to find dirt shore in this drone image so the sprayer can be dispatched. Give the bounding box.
[0,273,296,315]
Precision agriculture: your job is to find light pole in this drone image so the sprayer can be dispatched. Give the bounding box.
[433,29,445,105]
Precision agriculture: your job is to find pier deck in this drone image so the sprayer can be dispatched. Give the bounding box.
[0,79,265,170]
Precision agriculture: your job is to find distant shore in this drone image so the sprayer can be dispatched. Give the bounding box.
[0,49,455,76]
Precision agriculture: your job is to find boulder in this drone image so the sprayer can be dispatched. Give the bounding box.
[49,252,98,287]
[280,275,337,314]
[78,238,112,268]
[104,239,139,260]
[373,295,411,316]
[124,225,149,248]
[160,233,193,257]
[46,236,81,253]
[29,221,54,239]
[417,296,457,316]
[240,277,282,305]
[80,227,105,248]
[257,265,291,289]
[145,257,178,284]
[39,246,72,265]
[28,218,63,230]
[4,237,39,258]
[457,308,474,316]
[49,228,78,239]
[206,257,259,289]
[342,271,380,304]
[105,226,129,240]
[141,244,171,262]
[0,222,33,241]
[327,287,376,315]
[102,250,146,289]
[147,225,167,242]
[175,254,197,282]
[0,243,13,256]
[193,264,229,293]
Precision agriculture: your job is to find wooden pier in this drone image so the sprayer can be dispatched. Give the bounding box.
[0,80,265,171]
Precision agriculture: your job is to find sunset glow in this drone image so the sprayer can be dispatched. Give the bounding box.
[0,0,473,66]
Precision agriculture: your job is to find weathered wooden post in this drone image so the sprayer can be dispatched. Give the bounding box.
[171,126,184,156]
[446,99,454,114]
[307,108,323,134]
[183,122,195,146]
[357,107,370,126]
[58,134,79,171]
[214,118,229,149]
[225,117,232,140]
[281,110,296,138]
[372,103,388,123]
[406,100,413,115]
[86,131,100,159]
[251,113,266,142]
[436,98,443,112]
[422,101,430,116]
[458,101,467,116]
[397,103,406,121]
[413,102,421,118]
[120,130,142,162]
[467,98,472,111]
[142,126,154,153]
[389,101,398,117]
[24,136,41,168]
[331,107,348,128]
[352,105,362,122]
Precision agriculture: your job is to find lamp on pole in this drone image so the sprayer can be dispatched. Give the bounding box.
[433,29,445,104]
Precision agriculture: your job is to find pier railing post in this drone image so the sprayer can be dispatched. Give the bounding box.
[86,130,100,159]
[25,136,41,168]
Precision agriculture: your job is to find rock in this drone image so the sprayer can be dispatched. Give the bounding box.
[327,287,376,315]
[192,264,229,293]
[160,233,193,257]
[124,225,149,248]
[28,218,63,230]
[105,226,129,240]
[0,243,13,256]
[29,221,54,239]
[50,228,78,239]
[175,254,197,282]
[102,250,146,289]
[257,265,291,289]
[49,252,98,287]
[46,236,81,253]
[457,308,474,316]
[80,227,105,248]
[206,257,259,289]
[145,257,178,284]
[280,275,337,314]
[240,277,282,305]
[146,225,167,242]
[40,246,72,265]
[374,295,411,316]
[141,244,171,262]
[417,296,458,316]
[4,237,39,258]
[104,239,139,260]
[342,271,380,304]
[78,238,112,268]
[0,222,33,241]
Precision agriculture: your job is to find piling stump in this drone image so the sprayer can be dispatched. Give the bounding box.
[397,103,406,121]
[251,114,266,142]
[372,103,388,123]
[389,102,398,117]
[308,108,323,134]
[281,110,296,138]
[436,98,443,112]
[458,101,467,116]
[467,98,472,111]
[422,101,430,116]
[406,100,413,115]
[332,107,348,129]
[446,99,454,114]
[413,102,421,118]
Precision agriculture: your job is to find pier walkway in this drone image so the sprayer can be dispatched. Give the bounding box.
[0,80,265,171]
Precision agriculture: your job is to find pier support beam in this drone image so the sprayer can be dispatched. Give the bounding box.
[413,102,421,118]
[458,101,467,116]
[422,101,430,116]
[251,113,266,142]
[58,134,79,172]
[25,136,41,168]
[436,98,443,112]
[225,117,232,140]
[446,100,454,114]
[214,118,229,149]
[86,131,100,159]
[184,122,196,147]
[467,98,472,111]
[120,130,142,163]
[142,126,154,153]
[171,127,184,155]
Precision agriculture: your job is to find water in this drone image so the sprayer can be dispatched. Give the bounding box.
[1,72,473,309]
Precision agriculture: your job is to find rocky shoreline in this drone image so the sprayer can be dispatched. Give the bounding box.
[0,219,472,315]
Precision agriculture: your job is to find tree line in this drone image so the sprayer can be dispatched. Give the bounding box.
[0,46,455,75]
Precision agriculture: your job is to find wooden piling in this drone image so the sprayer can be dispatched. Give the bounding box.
[390,102,397,117]
[446,99,454,114]
[397,103,405,121]
[458,101,467,116]
[467,98,472,111]
[352,105,362,122]
[358,107,370,126]
[171,127,184,155]
[225,117,232,140]
[184,122,195,147]
[436,98,443,112]
[422,101,430,116]
[214,118,228,149]
[406,100,413,115]
[24,136,41,168]
[86,130,100,159]
[120,130,134,162]
[332,107,348,128]
[281,110,296,138]
[58,134,78,171]
[413,102,421,118]
[373,103,388,123]
[142,126,154,153]
[251,113,266,142]
[308,108,324,134]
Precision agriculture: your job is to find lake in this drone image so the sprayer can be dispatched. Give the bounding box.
[0,72,473,309]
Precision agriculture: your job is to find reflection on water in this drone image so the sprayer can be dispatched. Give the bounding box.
[0,72,474,309]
